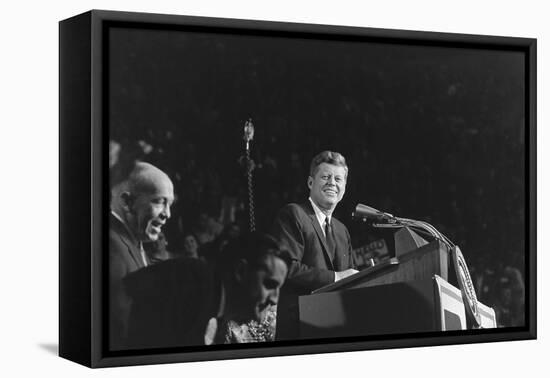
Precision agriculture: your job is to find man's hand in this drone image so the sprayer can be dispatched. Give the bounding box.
[334,268,359,282]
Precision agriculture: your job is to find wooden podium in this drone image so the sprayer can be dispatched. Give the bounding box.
[298,228,496,338]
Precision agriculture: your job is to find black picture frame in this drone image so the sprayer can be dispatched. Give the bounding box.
[59,9,536,368]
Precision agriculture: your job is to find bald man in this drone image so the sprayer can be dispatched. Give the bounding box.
[109,162,175,350]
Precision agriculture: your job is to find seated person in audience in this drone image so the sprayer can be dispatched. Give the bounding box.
[124,232,291,348]
[193,211,224,245]
[181,233,200,259]
[200,222,242,266]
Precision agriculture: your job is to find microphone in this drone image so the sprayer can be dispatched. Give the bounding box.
[352,203,396,224]
[243,118,254,151]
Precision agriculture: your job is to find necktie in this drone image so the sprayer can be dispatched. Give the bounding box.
[325,218,335,258]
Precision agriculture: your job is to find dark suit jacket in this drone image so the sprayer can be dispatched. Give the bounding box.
[270,202,354,339]
[109,213,149,350]
[124,258,221,349]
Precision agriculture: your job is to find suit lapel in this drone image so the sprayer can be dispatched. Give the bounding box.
[121,235,146,269]
[303,202,335,271]
[331,220,344,271]
[110,213,146,269]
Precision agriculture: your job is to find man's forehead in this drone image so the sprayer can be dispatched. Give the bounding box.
[138,177,174,199]
[317,163,346,175]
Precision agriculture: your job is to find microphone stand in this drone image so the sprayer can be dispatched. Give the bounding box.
[359,210,455,250]
[353,203,482,328]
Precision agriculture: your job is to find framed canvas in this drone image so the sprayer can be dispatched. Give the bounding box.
[59,9,536,368]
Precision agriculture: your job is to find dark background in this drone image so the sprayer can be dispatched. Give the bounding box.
[108,26,526,326]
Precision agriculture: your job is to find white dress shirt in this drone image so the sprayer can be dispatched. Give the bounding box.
[308,197,331,237]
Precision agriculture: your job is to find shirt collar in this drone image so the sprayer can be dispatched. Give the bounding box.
[111,209,125,224]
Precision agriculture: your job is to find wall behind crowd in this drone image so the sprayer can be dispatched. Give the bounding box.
[108,26,526,327]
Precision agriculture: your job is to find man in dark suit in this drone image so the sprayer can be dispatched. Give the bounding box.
[271,150,358,340]
[109,161,175,350]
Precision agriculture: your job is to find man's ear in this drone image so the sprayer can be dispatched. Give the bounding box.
[233,259,249,284]
[307,176,313,190]
[120,192,134,213]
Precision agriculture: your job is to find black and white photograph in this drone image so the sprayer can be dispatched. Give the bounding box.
[2,1,547,377]
[93,10,533,359]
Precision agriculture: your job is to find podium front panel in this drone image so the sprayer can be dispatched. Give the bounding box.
[299,280,437,339]
[434,275,466,330]
[299,275,497,339]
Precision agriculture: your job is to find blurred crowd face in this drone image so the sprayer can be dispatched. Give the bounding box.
[197,213,209,229]
[226,223,241,239]
[183,234,199,258]
[237,255,288,322]
[501,287,513,307]
[144,232,168,254]
[308,162,347,213]
[157,232,168,251]
[127,173,174,243]
[109,140,121,169]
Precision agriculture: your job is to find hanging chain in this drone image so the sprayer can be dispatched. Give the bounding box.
[246,147,255,232]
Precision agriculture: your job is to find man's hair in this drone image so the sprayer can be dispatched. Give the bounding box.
[309,150,348,178]
[220,232,292,272]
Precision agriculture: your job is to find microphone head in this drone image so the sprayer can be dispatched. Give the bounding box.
[353,203,382,219]
[352,203,395,223]
[243,119,255,142]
